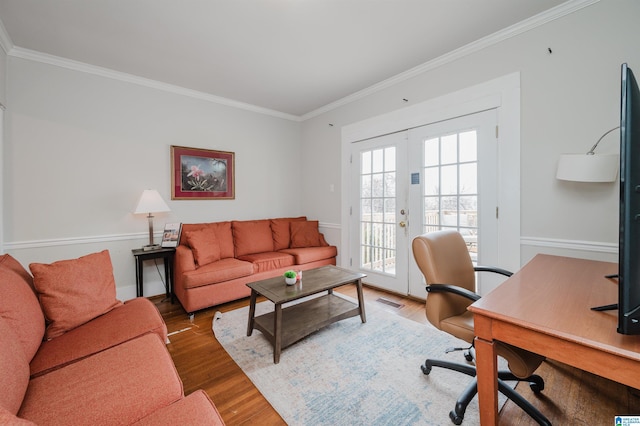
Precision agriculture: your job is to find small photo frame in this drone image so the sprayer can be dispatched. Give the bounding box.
[171,145,235,200]
[161,222,182,248]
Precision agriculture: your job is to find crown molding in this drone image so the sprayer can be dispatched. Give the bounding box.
[1,0,598,122]
[8,46,301,122]
[301,0,600,121]
[0,17,14,55]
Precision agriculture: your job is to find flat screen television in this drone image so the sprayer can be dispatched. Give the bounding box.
[617,62,640,335]
[592,63,640,334]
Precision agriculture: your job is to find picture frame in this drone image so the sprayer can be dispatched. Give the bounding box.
[161,222,182,248]
[171,145,235,200]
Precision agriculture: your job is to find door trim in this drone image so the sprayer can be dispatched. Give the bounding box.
[341,72,521,274]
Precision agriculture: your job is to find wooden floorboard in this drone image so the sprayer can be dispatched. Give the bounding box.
[154,285,639,425]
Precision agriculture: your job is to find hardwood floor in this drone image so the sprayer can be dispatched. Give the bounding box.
[154,286,639,425]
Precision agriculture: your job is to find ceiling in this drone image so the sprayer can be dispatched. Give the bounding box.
[0,0,576,118]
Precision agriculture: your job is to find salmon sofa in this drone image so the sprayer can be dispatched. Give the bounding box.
[174,217,337,314]
[0,251,224,425]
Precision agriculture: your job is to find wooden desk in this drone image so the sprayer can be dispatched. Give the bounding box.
[469,254,640,425]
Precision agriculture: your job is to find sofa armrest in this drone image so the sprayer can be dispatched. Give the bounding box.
[175,245,197,273]
[319,233,330,247]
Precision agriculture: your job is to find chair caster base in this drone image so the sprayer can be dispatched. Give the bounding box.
[449,410,463,425]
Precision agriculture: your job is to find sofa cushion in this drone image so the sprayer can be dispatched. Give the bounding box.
[185,227,221,266]
[290,220,322,248]
[182,258,254,289]
[29,250,123,340]
[19,333,183,425]
[280,246,338,265]
[181,222,234,259]
[0,254,36,291]
[0,255,45,362]
[30,297,168,377]
[132,390,225,426]
[271,216,307,250]
[0,407,36,425]
[0,318,30,415]
[237,252,295,273]
[232,219,274,256]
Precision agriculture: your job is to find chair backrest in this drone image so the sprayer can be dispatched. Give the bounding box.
[412,230,476,332]
[413,230,545,378]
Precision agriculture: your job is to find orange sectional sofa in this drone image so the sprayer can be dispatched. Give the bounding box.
[0,251,224,425]
[174,217,338,314]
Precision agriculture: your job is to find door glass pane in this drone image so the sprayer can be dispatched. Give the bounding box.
[441,134,458,164]
[459,163,477,194]
[372,149,384,173]
[440,165,457,195]
[360,146,397,276]
[422,130,478,261]
[361,151,371,174]
[424,168,439,196]
[424,138,439,166]
[459,131,477,162]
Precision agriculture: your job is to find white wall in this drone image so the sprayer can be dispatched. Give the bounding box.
[4,0,638,301]
[301,0,638,266]
[4,57,303,299]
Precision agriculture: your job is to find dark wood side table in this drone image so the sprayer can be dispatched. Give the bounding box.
[132,247,175,299]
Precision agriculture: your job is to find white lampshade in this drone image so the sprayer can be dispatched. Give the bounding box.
[133,190,170,249]
[556,153,619,183]
[134,189,170,214]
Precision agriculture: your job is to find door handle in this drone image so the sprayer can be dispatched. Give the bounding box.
[399,221,406,228]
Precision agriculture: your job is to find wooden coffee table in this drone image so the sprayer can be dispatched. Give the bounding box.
[246,265,367,363]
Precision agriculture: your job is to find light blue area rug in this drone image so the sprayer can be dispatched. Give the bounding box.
[213,295,507,425]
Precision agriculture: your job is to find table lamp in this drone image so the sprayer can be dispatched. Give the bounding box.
[134,189,170,250]
[556,127,619,183]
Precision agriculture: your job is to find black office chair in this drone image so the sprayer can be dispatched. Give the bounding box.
[412,230,551,426]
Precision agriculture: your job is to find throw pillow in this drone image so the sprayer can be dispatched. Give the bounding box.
[185,227,221,266]
[290,220,321,248]
[232,220,274,256]
[271,216,307,250]
[30,250,123,340]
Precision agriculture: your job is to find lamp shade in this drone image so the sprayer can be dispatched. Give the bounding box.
[556,153,619,183]
[133,189,170,214]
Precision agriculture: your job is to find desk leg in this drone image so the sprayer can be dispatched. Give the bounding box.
[355,278,366,323]
[475,335,499,426]
[247,290,257,336]
[274,303,282,364]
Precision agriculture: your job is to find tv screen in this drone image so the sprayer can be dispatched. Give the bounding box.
[618,62,640,335]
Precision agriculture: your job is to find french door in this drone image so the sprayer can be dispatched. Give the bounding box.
[349,109,502,298]
[349,132,409,294]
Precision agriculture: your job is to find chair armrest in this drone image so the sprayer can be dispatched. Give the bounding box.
[426,284,481,302]
[474,265,513,277]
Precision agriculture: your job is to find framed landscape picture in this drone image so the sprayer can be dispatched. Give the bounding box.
[171,145,235,200]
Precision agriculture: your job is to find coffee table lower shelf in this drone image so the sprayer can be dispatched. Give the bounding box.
[253,294,361,358]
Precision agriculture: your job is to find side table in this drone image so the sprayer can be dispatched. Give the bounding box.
[132,247,175,299]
